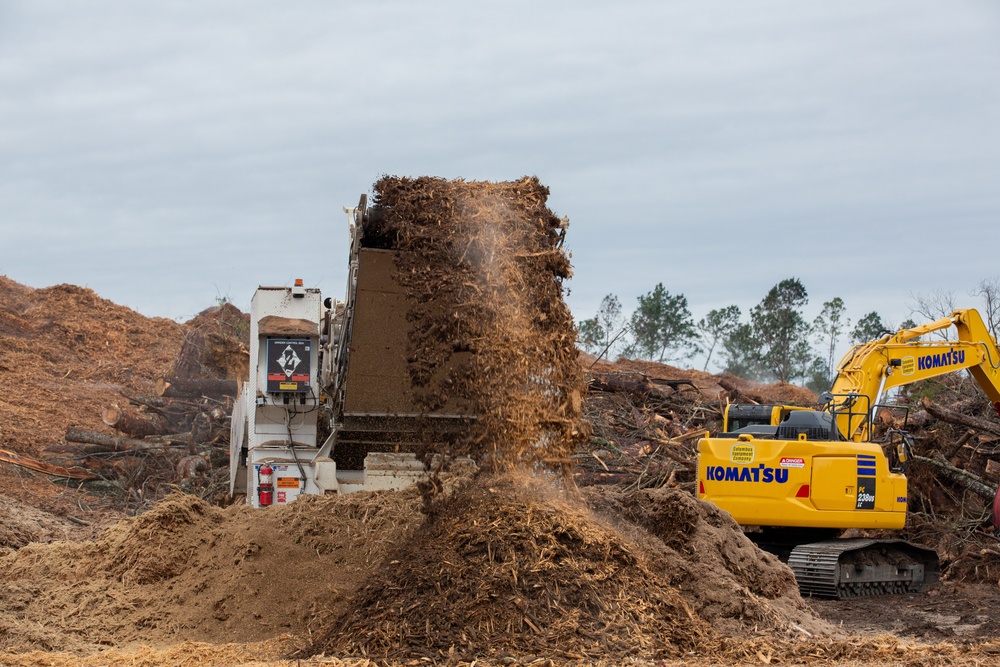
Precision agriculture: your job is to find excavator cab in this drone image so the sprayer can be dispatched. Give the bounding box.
[722,404,814,437]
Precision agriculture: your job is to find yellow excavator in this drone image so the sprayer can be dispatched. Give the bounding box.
[698,308,1000,598]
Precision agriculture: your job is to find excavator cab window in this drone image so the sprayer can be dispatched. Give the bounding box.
[722,404,781,436]
[821,392,872,442]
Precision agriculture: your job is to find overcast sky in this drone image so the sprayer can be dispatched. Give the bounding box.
[2,2,999,350]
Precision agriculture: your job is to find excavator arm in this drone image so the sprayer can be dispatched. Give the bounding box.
[828,308,1000,441]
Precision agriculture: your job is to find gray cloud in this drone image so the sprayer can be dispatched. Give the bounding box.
[0,1,997,337]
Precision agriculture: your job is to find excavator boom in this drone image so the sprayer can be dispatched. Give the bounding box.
[829,308,1000,441]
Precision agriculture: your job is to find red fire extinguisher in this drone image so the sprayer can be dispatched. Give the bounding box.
[258,464,274,507]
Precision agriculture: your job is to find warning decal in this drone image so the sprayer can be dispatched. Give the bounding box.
[266,338,311,393]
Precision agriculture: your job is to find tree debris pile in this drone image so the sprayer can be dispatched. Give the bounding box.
[305,472,822,662]
[577,357,817,489]
[884,374,1000,582]
[171,302,250,382]
[0,276,250,513]
[371,177,588,470]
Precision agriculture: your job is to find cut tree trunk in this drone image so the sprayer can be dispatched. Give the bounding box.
[65,427,188,453]
[102,406,168,438]
[589,374,695,400]
[913,454,997,500]
[922,397,1000,438]
[156,377,238,399]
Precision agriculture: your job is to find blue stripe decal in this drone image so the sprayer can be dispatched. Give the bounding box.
[858,468,877,476]
[857,454,876,460]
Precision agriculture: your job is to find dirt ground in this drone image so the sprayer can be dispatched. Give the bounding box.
[809,581,1000,642]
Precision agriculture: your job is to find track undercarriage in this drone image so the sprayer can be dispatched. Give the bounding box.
[787,538,940,598]
[751,530,940,599]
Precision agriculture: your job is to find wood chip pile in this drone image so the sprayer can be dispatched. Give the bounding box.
[303,472,818,662]
[0,277,249,515]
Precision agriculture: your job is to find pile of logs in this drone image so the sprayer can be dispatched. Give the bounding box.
[575,370,716,489]
[48,377,237,481]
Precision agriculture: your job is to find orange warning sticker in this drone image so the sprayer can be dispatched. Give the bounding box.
[276,477,300,489]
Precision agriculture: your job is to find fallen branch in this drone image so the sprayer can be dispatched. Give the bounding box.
[922,397,1000,438]
[0,448,96,480]
[913,454,997,501]
[943,428,978,460]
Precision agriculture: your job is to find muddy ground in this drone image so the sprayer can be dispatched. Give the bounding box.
[809,582,1000,642]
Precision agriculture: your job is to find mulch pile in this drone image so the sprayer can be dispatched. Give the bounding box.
[372,176,588,470]
[0,277,184,455]
[304,472,822,662]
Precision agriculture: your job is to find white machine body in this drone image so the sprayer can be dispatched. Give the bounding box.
[230,280,430,506]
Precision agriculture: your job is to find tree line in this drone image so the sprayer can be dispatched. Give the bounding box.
[577,277,1000,392]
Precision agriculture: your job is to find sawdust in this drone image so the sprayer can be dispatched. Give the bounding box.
[0,489,425,655]
[0,494,86,551]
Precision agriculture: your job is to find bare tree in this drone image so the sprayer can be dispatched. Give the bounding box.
[577,294,628,361]
[908,289,956,340]
[973,277,1000,341]
[812,297,849,385]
